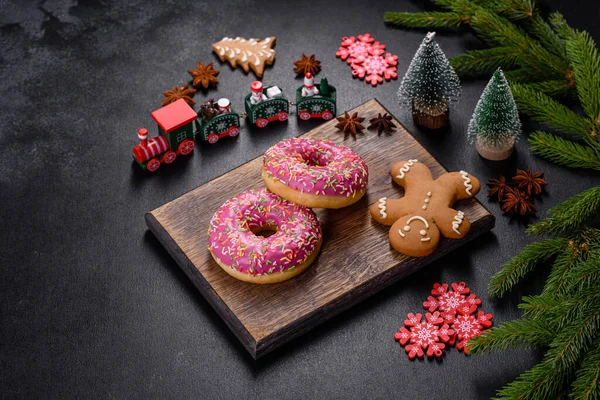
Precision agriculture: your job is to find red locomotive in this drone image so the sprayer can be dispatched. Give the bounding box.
[133,99,198,172]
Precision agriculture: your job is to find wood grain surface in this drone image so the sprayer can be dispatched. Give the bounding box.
[146,99,495,359]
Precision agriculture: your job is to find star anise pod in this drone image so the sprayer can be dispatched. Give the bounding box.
[293,53,321,75]
[335,111,365,138]
[188,61,220,89]
[162,83,196,107]
[501,188,537,216]
[512,168,547,196]
[368,113,397,136]
[487,176,511,201]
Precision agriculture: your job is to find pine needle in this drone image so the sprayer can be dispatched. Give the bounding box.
[528,131,600,170]
[494,353,569,400]
[570,337,600,400]
[384,11,467,28]
[566,30,600,121]
[511,84,591,137]
[488,237,569,297]
[564,250,600,294]
[450,47,520,76]
[542,246,581,297]
[468,318,556,354]
[527,186,600,235]
[519,80,573,97]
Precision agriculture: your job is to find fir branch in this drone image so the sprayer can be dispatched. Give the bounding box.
[527,15,567,60]
[468,318,556,354]
[565,251,600,295]
[550,12,577,41]
[503,67,538,83]
[528,131,600,170]
[520,79,573,97]
[570,337,600,400]
[566,30,600,121]
[552,289,600,330]
[510,84,591,137]
[469,8,568,80]
[527,186,600,235]
[488,237,569,297]
[519,294,560,319]
[450,47,520,76]
[383,11,468,28]
[549,310,600,374]
[542,245,581,297]
[494,353,569,400]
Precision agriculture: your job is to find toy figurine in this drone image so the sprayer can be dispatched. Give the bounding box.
[301,72,319,97]
[244,82,289,128]
[200,99,219,121]
[196,98,240,144]
[250,81,267,105]
[296,77,336,120]
[217,98,231,114]
[132,99,197,172]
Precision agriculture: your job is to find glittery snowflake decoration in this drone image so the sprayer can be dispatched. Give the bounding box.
[397,32,461,115]
[336,33,398,87]
[394,281,493,359]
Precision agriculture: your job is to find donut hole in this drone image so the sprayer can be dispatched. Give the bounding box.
[250,225,278,238]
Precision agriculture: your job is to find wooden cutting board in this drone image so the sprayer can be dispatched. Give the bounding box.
[145,99,495,359]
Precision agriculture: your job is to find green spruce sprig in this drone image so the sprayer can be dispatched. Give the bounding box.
[466,189,600,399]
[385,0,600,170]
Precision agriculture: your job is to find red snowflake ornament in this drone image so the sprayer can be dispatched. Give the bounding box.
[431,283,449,296]
[394,312,453,359]
[335,33,385,64]
[437,291,466,315]
[452,311,493,354]
[452,282,470,295]
[423,296,439,313]
[351,53,398,86]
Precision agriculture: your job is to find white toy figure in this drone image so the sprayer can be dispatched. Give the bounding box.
[217,98,231,113]
[250,81,267,105]
[301,72,319,97]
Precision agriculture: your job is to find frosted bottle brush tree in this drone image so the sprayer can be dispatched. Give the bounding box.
[397,32,461,129]
[468,68,521,161]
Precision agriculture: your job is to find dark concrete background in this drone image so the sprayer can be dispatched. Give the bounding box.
[1,0,599,399]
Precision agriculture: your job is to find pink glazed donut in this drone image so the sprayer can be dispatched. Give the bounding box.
[207,188,322,284]
[262,137,368,209]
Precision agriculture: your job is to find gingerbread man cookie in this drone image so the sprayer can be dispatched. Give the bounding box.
[370,160,480,257]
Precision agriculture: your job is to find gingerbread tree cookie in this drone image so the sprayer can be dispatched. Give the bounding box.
[212,37,276,78]
[370,160,480,257]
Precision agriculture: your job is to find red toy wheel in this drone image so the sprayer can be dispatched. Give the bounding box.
[322,111,334,120]
[147,158,160,172]
[178,139,195,155]
[256,118,268,128]
[299,111,311,120]
[278,112,288,121]
[162,151,177,164]
[207,133,219,144]
[228,127,240,137]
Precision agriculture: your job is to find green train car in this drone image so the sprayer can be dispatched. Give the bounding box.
[196,105,240,144]
[296,78,336,121]
[244,86,290,128]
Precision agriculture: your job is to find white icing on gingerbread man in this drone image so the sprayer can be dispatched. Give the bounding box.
[370,160,481,257]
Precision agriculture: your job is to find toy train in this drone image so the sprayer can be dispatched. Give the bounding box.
[133,74,336,171]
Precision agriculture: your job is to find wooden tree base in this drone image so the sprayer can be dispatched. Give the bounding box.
[476,137,515,161]
[412,100,449,130]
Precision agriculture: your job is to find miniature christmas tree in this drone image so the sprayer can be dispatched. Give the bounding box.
[397,32,461,129]
[468,69,521,161]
